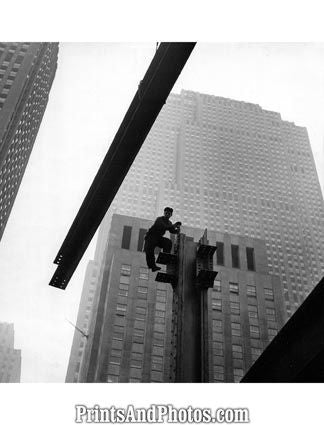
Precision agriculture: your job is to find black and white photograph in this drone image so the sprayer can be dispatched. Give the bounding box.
[0,3,324,424]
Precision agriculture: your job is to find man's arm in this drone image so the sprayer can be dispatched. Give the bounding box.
[152,217,182,234]
[153,217,174,232]
[169,221,182,234]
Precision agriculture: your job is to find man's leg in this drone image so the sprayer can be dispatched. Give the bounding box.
[160,237,172,253]
[144,238,161,271]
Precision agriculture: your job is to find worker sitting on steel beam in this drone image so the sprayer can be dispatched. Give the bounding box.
[144,207,181,272]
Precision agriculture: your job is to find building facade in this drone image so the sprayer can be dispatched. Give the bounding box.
[67,214,285,383]
[0,42,58,240]
[0,322,21,382]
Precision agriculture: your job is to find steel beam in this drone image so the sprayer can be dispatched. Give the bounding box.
[49,42,196,289]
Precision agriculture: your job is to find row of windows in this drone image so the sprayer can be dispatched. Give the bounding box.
[121,226,257,273]
[216,242,255,271]
[213,297,276,319]
[213,280,274,301]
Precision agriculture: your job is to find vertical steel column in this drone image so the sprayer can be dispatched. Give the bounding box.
[169,231,217,382]
[195,230,217,383]
[172,234,201,382]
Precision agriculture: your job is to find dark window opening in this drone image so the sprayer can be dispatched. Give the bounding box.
[216,242,224,265]
[231,244,240,268]
[137,228,147,252]
[246,247,255,271]
[15,55,24,64]
[121,225,132,249]
[4,52,13,62]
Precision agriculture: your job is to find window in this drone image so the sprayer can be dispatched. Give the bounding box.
[152,356,163,371]
[213,341,223,356]
[152,345,164,356]
[251,347,262,359]
[212,299,222,311]
[132,343,144,354]
[138,286,148,294]
[137,228,147,251]
[248,305,258,319]
[4,52,13,62]
[213,319,222,333]
[114,318,126,331]
[111,349,122,358]
[154,323,164,333]
[118,288,128,297]
[247,285,256,298]
[108,364,120,375]
[231,245,240,268]
[231,322,241,336]
[155,310,165,318]
[232,344,243,359]
[264,288,274,300]
[268,328,277,338]
[130,358,142,368]
[266,308,276,320]
[214,365,224,381]
[109,356,121,365]
[229,282,239,294]
[121,264,131,276]
[151,371,163,382]
[213,280,221,292]
[153,333,164,345]
[130,367,142,380]
[246,247,255,271]
[107,375,119,383]
[15,54,24,65]
[233,368,244,382]
[230,302,240,315]
[116,304,127,316]
[216,242,224,265]
[156,300,166,310]
[250,325,260,338]
[136,307,146,316]
[119,282,129,292]
[121,225,132,249]
[156,289,167,300]
[134,320,145,330]
[139,267,148,280]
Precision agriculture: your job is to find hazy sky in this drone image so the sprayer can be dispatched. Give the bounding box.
[0,43,323,382]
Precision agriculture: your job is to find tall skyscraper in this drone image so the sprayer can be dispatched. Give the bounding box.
[66,90,324,381]
[0,322,21,382]
[108,90,324,317]
[0,42,58,240]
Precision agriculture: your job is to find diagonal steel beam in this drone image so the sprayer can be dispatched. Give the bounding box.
[49,42,196,290]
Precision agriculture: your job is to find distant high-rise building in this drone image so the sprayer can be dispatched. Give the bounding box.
[67,90,324,381]
[67,214,285,383]
[0,322,21,382]
[0,42,58,240]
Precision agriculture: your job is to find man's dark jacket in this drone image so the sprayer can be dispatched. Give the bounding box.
[145,216,178,239]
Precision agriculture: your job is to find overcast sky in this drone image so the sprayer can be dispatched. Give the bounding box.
[0,43,323,382]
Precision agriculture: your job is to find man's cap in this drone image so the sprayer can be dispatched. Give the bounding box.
[164,207,173,213]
